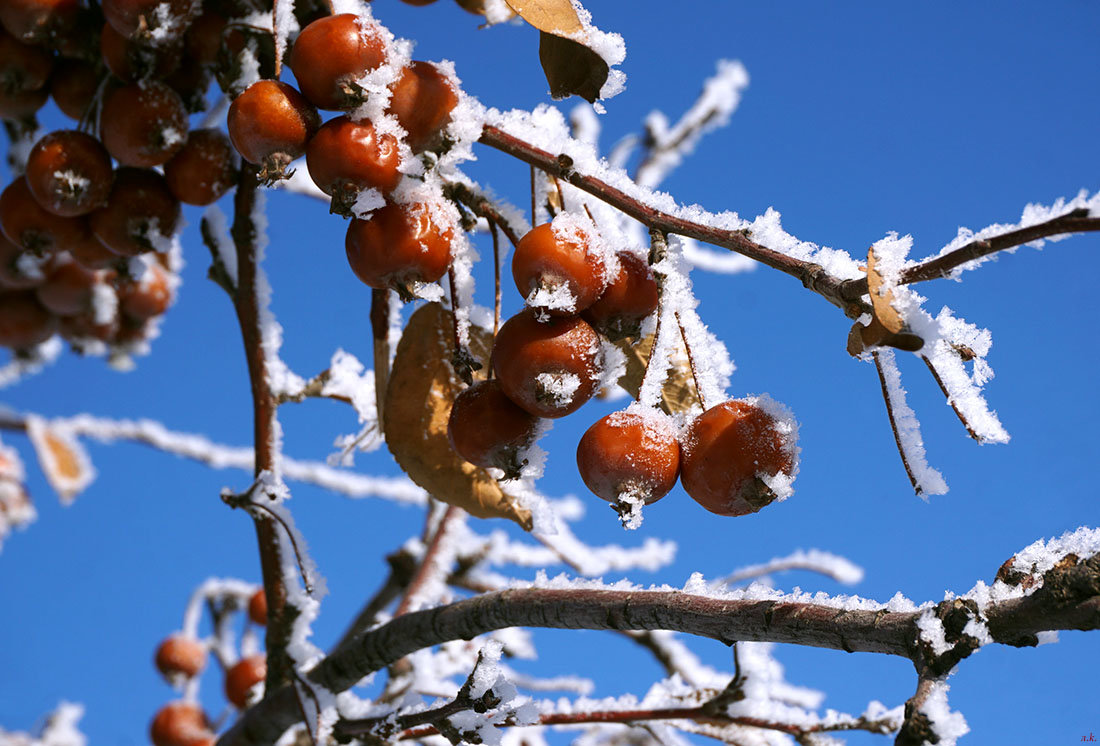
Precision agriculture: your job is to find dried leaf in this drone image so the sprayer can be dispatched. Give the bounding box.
[0,439,34,531]
[384,303,533,529]
[538,31,609,103]
[614,333,701,416]
[503,0,582,34]
[866,246,905,335]
[25,416,95,504]
[848,246,924,354]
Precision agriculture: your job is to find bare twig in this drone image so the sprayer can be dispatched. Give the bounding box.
[443,181,524,248]
[873,350,920,494]
[920,354,981,441]
[394,505,464,617]
[370,289,390,434]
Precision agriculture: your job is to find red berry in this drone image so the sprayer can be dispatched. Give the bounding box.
[0,0,79,43]
[100,21,181,82]
[447,378,541,479]
[576,409,680,512]
[491,308,602,419]
[25,130,113,217]
[118,261,171,319]
[227,79,319,181]
[163,128,236,206]
[100,81,188,167]
[0,289,57,348]
[512,218,608,317]
[288,13,387,110]
[306,116,401,215]
[49,58,99,119]
[247,588,267,625]
[582,251,658,340]
[0,177,88,255]
[680,399,799,517]
[90,167,180,256]
[388,60,457,152]
[149,702,211,746]
[0,28,54,93]
[224,654,266,709]
[345,201,454,297]
[154,635,207,680]
[34,258,99,315]
[101,0,195,42]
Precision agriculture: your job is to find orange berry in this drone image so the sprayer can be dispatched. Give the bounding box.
[90,167,180,257]
[0,289,57,348]
[227,80,319,181]
[447,378,541,479]
[512,219,608,317]
[388,60,457,152]
[582,251,658,340]
[99,81,188,167]
[288,13,387,110]
[345,201,454,297]
[154,635,207,680]
[305,115,401,215]
[149,702,211,746]
[25,130,113,217]
[163,128,236,206]
[224,654,266,709]
[247,588,267,625]
[576,409,680,510]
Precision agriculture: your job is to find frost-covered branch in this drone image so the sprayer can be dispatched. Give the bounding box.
[218,530,1100,746]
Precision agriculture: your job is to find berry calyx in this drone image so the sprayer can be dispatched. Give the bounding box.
[447,378,541,479]
[247,588,267,625]
[154,635,207,680]
[25,130,113,217]
[491,308,602,419]
[227,79,320,183]
[149,702,211,746]
[305,116,401,216]
[99,81,188,167]
[388,60,458,153]
[582,251,658,340]
[576,409,681,522]
[89,167,180,256]
[287,13,387,110]
[512,216,608,317]
[163,128,236,206]
[224,654,266,709]
[344,201,454,299]
[680,398,799,517]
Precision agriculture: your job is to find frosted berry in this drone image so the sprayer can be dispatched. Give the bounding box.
[345,201,454,299]
[182,11,226,68]
[492,309,602,419]
[512,218,608,317]
[149,702,211,746]
[388,60,458,152]
[576,410,680,513]
[154,635,207,680]
[100,81,188,167]
[100,21,182,82]
[448,379,541,479]
[163,128,236,206]
[0,177,88,255]
[227,79,319,182]
[118,261,171,319]
[25,130,113,217]
[225,654,266,709]
[90,167,180,256]
[247,588,267,625]
[0,290,57,348]
[582,251,658,340]
[306,115,401,216]
[49,59,98,119]
[288,13,387,110]
[0,28,54,93]
[101,0,195,42]
[680,399,798,517]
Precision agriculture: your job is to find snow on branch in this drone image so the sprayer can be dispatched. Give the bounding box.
[0,338,62,390]
[0,703,85,746]
[719,549,865,587]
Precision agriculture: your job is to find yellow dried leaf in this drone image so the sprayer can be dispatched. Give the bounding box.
[855,247,924,353]
[503,0,582,34]
[384,303,533,529]
[25,416,94,504]
[614,333,701,416]
[866,246,905,335]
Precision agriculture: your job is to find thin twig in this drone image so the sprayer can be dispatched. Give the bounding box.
[675,311,707,411]
[370,289,390,434]
[489,218,502,338]
[920,354,980,441]
[393,504,464,617]
[872,350,920,494]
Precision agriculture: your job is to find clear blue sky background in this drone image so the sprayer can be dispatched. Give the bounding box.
[1,1,1097,744]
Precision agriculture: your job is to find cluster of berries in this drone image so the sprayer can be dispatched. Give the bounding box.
[150,588,268,746]
[447,216,799,522]
[225,12,461,299]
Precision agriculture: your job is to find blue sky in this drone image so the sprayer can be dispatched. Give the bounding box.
[1,1,1097,744]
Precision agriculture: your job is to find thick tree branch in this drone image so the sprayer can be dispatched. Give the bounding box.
[229,163,295,692]
[217,551,1099,746]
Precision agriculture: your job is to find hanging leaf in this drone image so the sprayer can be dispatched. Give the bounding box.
[613,333,701,416]
[504,0,610,103]
[384,303,533,529]
[24,417,95,504]
[849,247,924,355]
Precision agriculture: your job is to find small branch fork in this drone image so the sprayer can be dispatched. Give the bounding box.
[218,551,1100,746]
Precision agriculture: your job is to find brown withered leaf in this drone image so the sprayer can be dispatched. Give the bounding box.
[538,31,609,103]
[503,0,583,34]
[503,0,609,103]
[866,246,905,335]
[614,333,701,416]
[25,417,94,504]
[849,246,924,354]
[384,303,532,529]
